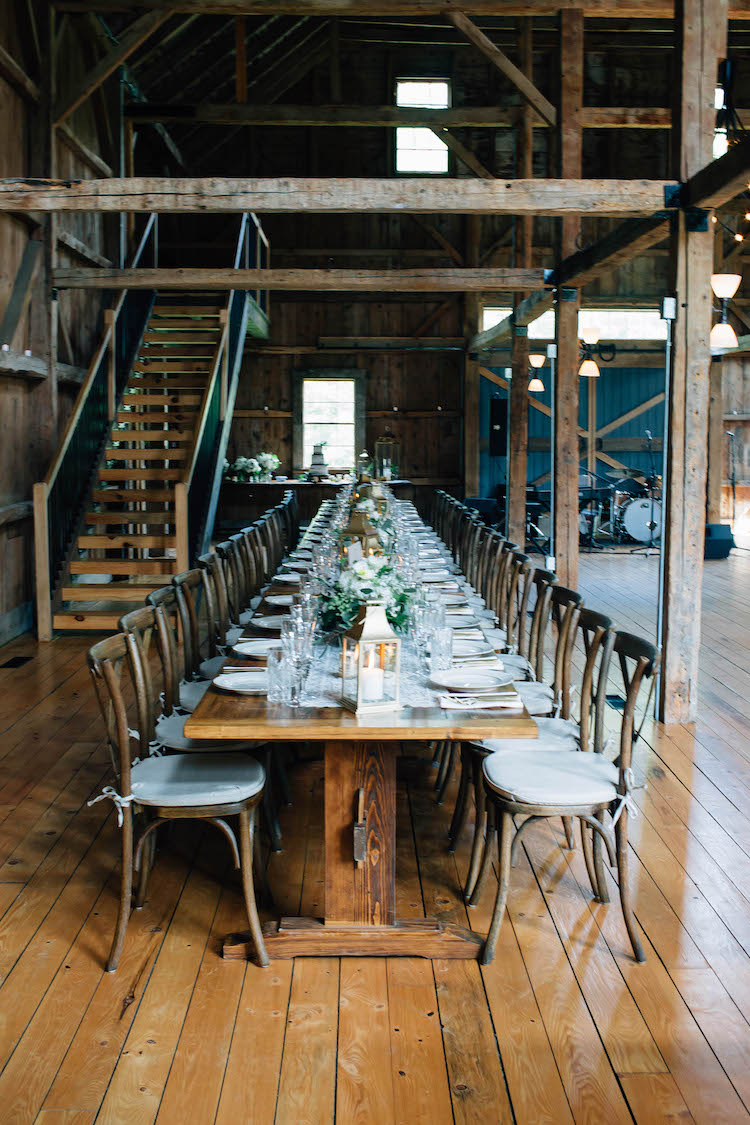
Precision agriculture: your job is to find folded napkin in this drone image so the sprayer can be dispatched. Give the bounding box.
[439,692,522,710]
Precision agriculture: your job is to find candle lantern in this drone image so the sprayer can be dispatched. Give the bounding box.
[369,479,390,517]
[357,449,373,483]
[374,431,400,481]
[341,602,401,713]
[339,508,380,561]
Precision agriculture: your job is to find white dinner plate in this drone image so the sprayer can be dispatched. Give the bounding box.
[248,616,284,631]
[446,614,479,628]
[422,570,452,583]
[214,671,268,694]
[430,670,510,692]
[233,639,280,658]
[265,594,294,607]
[283,561,310,572]
[272,572,300,585]
[440,594,469,607]
[452,639,496,657]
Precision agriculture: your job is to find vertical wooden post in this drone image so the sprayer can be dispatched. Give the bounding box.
[175,482,190,573]
[706,358,724,525]
[587,376,597,477]
[552,9,583,588]
[659,0,727,723]
[105,308,116,419]
[507,17,534,545]
[463,215,482,497]
[33,482,52,642]
[508,327,529,543]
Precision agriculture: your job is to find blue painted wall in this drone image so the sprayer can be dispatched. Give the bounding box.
[478,364,666,498]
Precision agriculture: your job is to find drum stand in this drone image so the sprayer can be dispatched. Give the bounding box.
[630,433,661,557]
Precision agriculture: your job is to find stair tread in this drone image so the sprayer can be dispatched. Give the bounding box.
[77,534,176,548]
[91,489,176,503]
[106,449,188,460]
[99,468,182,480]
[62,583,164,600]
[70,559,177,574]
[112,429,193,441]
[85,512,175,524]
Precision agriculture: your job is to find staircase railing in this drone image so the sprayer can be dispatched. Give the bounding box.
[175,213,257,570]
[33,216,158,640]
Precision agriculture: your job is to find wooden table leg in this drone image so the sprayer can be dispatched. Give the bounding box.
[223,740,483,961]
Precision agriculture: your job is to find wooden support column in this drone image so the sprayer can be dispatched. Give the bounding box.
[507,17,534,545]
[552,8,583,588]
[706,358,724,524]
[659,0,728,723]
[463,216,482,497]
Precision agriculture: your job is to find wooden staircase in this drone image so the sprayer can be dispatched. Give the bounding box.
[53,295,224,630]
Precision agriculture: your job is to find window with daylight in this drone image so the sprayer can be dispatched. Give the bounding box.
[293,371,366,472]
[395,78,450,174]
[481,306,667,341]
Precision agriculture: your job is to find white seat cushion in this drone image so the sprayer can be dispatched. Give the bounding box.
[483,749,619,806]
[199,655,225,680]
[155,712,259,753]
[178,679,210,713]
[482,627,507,647]
[499,653,532,679]
[515,681,555,716]
[225,625,244,647]
[131,752,264,807]
[480,717,579,755]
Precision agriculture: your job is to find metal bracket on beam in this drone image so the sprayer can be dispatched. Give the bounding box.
[685,207,709,232]
[513,324,528,338]
[664,183,683,208]
[559,286,578,302]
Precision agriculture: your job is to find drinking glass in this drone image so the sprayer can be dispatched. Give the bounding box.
[279,651,303,707]
[266,646,285,703]
[430,626,453,673]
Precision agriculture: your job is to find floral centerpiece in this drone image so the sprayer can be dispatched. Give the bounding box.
[354,499,395,550]
[319,556,413,634]
[228,455,261,482]
[257,451,280,481]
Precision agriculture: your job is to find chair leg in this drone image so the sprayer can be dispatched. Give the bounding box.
[593,810,611,903]
[238,805,269,968]
[106,809,134,972]
[434,741,450,791]
[481,808,514,966]
[274,746,293,807]
[562,816,576,850]
[448,745,471,849]
[135,824,156,909]
[436,742,457,806]
[469,801,497,907]
[464,775,487,901]
[615,810,645,963]
[580,820,600,901]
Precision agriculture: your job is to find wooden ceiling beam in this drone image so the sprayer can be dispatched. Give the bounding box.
[126,103,529,127]
[54,11,171,125]
[0,177,673,215]
[0,42,40,102]
[51,266,546,291]
[48,1,750,20]
[446,10,556,125]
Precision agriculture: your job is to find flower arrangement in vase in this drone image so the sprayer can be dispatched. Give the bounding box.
[319,555,413,635]
[257,451,280,481]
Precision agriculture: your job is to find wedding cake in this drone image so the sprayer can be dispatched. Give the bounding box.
[309,442,329,479]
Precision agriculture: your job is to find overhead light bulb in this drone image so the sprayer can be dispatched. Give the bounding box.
[579,358,600,378]
[580,329,599,346]
[712,215,718,223]
[745,212,750,221]
[529,353,545,368]
[710,321,739,348]
[528,376,545,392]
[711,273,742,299]
[735,233,744,242]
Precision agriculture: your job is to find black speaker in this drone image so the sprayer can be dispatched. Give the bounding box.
[704,523,734,559]
[489,396,508,457]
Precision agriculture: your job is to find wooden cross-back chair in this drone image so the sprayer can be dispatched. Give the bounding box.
[457,606,616,909]
[87,631,268,972]
[479,629,659,965]
[172,567,224,682]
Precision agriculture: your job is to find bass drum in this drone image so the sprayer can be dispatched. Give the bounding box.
[621,497,662,544]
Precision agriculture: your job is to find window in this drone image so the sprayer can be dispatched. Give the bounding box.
[481,306,667,341]
[714,84,729,159]
[292,370,366,473]
[395,79,450,174]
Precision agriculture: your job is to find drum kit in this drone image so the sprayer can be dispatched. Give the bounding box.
[579,430,663,550]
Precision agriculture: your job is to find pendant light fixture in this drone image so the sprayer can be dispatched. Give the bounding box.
[579,328,601,378]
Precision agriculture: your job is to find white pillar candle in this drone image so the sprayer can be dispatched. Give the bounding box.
[360,665,384,702]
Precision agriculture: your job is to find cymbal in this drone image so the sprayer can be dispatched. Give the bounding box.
[604,468,645,479]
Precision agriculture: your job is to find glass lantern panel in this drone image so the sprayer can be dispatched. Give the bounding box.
[342,639,359,703]
[360,642,387,705]
[381,641,400,703]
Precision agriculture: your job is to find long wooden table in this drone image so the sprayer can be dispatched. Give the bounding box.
[185,667,538,961]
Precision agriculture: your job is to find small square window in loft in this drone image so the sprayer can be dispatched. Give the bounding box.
[395,78,450,175]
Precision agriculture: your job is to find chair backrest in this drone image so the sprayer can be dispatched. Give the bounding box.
[549,586,584,718]
[574,607,616,752]
[87,631,143,798]
[198,551,232,643]
[119,603,177,722]
[172,567,217,678]
[146,584,185,701]
[526,568,558,682]
[504,551,531,652]
[613,631,660,781]
[216,539,244,622]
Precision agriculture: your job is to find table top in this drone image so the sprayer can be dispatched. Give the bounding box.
[184,501,538,743]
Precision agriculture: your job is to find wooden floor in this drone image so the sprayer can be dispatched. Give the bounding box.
[1,548,750,1123]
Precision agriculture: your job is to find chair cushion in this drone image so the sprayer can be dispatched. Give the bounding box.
[225,625,244,647]
[499,653,532,679]
[155,712,261,753]
[131,752,264,807]
[480,717,579,755]
[179,679,210,713]
[515,681,556,716]
[199,655,225,680]
[483,749,619,806]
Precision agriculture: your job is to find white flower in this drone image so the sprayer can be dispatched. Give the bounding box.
[258,451,280,471]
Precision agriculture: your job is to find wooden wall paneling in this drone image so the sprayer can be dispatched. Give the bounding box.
[659,0,728,724]
[552,9,583,589]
